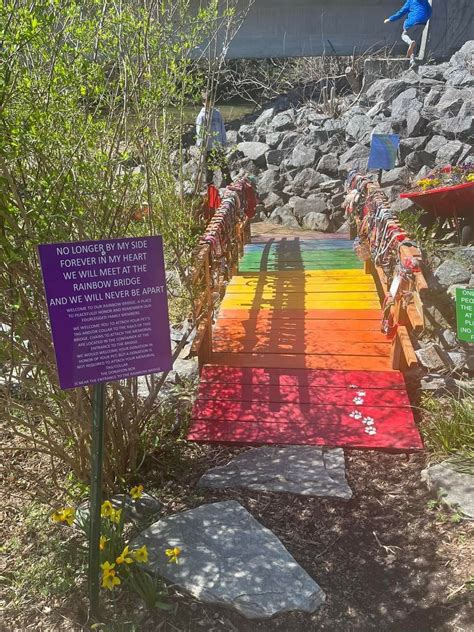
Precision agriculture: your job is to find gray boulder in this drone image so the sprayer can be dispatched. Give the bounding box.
[265,131,285,148]
[263,191,284,213]
[399,136,428,161]
[292,168,327,196]
[269,206,300,228]
[316,153,339,177]
[345,114,373,144]
[436,140,465,166]
[237,141,270,167]
[132,501,326,618]
[290,143,317,168]
[338,144,370,175]
[381,166,411,187]
[391,88,422,119]
[238,124,257,142]
[418,63,449,81]
[266,149,285,166]
[435,87,469,116]
[294,195,328,218]
[269,110,295,132]
[257,169,283,196]
[278,132,303,152]
[415,343,447,371]
[424,135,448,157]
[422,461,474,519]
[302,212,332,232]
[430,102,473,140]
[435,260,471,287]
[406,110,428,136]
[424,87,442,108]
[444,41,474,87]
[254,108,275,128]
[405,150,434,172]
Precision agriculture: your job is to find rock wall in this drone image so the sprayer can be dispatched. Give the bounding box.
[200,41,473,231]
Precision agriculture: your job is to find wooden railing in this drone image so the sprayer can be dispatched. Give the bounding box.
[345,174,429,371]
[190,180,252,369]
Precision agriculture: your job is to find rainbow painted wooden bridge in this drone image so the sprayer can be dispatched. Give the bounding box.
[188,234,423,451]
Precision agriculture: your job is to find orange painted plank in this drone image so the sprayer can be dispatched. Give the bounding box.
[214,319,383,335]
[213,329,389,344]
[218,308,382,320]
[210,352,393,371]
[197,383,410,407]
[212,338,391,356]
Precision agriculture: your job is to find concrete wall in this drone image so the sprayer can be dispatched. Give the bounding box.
[193,0,473,59]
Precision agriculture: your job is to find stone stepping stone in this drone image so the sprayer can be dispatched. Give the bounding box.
[132,500,325,618]
[198,446,352,499]
[422,461,474,519]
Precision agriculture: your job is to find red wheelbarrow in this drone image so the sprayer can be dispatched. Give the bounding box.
[400,181,474,245]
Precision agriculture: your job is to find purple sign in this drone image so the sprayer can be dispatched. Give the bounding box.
[38,236,172,389]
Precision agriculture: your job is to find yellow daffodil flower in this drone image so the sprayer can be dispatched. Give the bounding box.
[101,560,115,573]
[165,546,181,564]
[101,500,114,518]
[116,545,134,565]
[99,535,109,551]
[102,572,121,590]
[110,508,122,524]
[132,545,148,563]
[130,484,144,500]
[51,507,75,526]
[467,173,474,182]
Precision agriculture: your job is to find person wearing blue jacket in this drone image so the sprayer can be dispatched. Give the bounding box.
[384,0,432,66]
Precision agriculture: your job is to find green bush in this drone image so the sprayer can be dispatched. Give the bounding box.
[0,0,238,488]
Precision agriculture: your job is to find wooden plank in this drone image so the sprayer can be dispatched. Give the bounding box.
[192,400,414,424]
[214,318,383,335]
[398,325,418,369]
[217,308,382,320]
[213,329,389,343]
[200,365,406,388]
[212,338,391,356]
[187,419,423,450]
[197,383,411,406]
[236,270,372,278]
[210,352,393,371]
[220,299,382,310]
[223,289,380,299]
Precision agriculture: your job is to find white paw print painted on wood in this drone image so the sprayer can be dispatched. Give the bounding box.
[353,396,364,405]
[349,410,363,420]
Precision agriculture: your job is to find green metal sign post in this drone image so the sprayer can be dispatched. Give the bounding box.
[456,288,474,343]
[88,383,106,620]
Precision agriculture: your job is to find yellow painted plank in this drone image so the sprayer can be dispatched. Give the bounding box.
[220,289,378,302]
[219,299,382,310]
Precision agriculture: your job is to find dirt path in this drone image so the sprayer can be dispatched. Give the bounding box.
[151,447,473,632]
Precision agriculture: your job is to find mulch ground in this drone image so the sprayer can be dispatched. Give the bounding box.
[141,445,473,632]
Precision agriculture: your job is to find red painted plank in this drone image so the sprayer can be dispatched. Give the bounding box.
[192,400,414,423]
[200,365,405,388]
[187,421,422,450]
[212,338,391,356]
[197,383,411,407]
[210,352,392,371]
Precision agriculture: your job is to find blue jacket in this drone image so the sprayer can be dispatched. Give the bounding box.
[388,0,432,29]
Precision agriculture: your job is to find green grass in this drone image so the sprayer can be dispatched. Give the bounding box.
[420,393,474,467]
[3,502,86,611]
